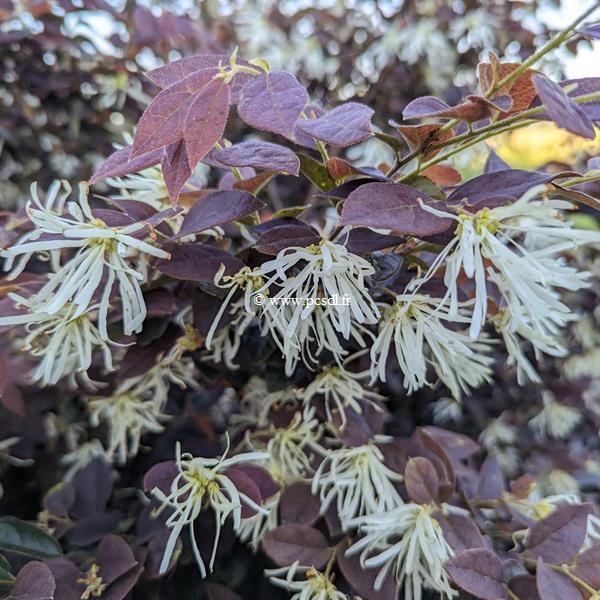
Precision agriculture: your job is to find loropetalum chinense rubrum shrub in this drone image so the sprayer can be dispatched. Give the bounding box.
[2,6,600,600]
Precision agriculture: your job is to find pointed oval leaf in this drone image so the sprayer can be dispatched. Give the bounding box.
[296,102,374,147]
[445,548,509,600]
[213,141,300,176]
[536,558,582,600]
[89,145,162,184]
[524,503,592,564]
[183,78,230,169]
[434,513,486,553]
[161,140,192,205]
[155,244,244,281]
[337,550,396,600]
[0,517,62,560]
[238,71,308,139]
[10,561,56,600]
[342,182,452,237]
[402,96,450,120]
[572,543,600,589]
[532,74,595,139]
[279,483,321,526]
[255,223,320,255]
[262,524,331,569]
[131,68,218,159]
[404,457,440,504]
[178,190,264,238]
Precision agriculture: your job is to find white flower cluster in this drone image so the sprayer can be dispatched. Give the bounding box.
[0,180,169,385]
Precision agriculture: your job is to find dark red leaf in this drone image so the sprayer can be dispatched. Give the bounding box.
[255,223,320,255]
[161,140,192,205]
[131,68,218,159]
[404,457,440,504]
[342,182,452,237]
[213,141,300,176]
[344,228,404,255]
[238,71,308,139]
[224,467,263,518]
[279,483,321,526]
[445,548,509,600]
[524,503,592,565]
[296,102,374,147]
[183,78,230,169]
[89,145,162,185]
[532,74,595,139]
[262,524,331,568]
[536,558,582,600]
[154,244,244,281]
[178,190,264,238]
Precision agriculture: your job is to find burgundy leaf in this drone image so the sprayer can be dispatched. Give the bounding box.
[344,228,404,255]
[337,550,396,600]
[131,68,218,159]
[524,503,592,564]
[45,557,83,600]
[536,558,582,600]
[154,244,244,281]
[572,543,600,589]
[296,102,374,147]
[224,467,263,518]
[445,548,509,600]
[255,223,321,255]
[279,483,321,526]
[447,169,575,210]
[11,561,56,599]
[213,141,300,175]
[161,140,192,205]
[146,55,252,103]
[476,454,506,501]
[532,74,595,139]
[238,71,308,139]
[233,464,279,501]
[89,145,162,185]
[435,513,486,553]
[183,77,230,169]
[509,575,541,600]
[402,96,450,119]
[404,457,440,504]
[97,535,138,585]
[262,524,331,568]
[70,458,114,518]
[178,190,264,237]
[342,182,452,237]
[143,461,178,495]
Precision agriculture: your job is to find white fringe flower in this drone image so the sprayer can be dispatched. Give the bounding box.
[2,180,170,338]
[311,442,403,529]
[87,380,169,464]
[347,503,456,599]
[529,393,582,439]
[0,294,113,386]
[414,185,600,338]
[300,366,383,427]
[151,440,269,577]
[266,561,348,600]
[370,294,493,398]
[238,493,280,551]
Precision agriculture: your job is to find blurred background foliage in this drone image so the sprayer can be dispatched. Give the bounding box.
[1,0,598,207]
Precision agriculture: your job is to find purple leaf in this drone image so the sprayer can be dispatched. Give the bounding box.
[11,561,56,600]
[96,535,138,585]
[154,244,244,281]
[341,182,453,237]
[145,54,252,103]
[89,145,162,184]
[131,68,218,159]
[476,454,506,501]
[572,543,600,589]
[536,558,582,600]
[434,513,486,553]
[143,461,178,495]
[70,458,114,518]
[45,557,83,600]
[338,550,396,600]
[532,74,595,139]
[183,77,230,169]
[279,483,321,526]
[484,150,510,173]
[161,140,192,205]
[65,511,120,546]
[238,71,308,139]
[262,524,331,568]
[445,548,509,600]
[344,228,404,255]
[404,457,440,504]
[509,575,541,600]
[447,169,575,210]
[178,190,264,238]
[403,96,450,119]
[223,467,263,518]
[233,464,279,501]
[213,141,300,175]
[255,223,321,255]
[296,102,374,147]
[524,503,592,564]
